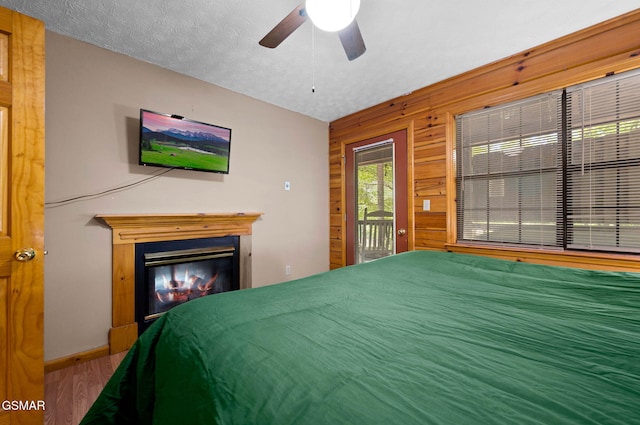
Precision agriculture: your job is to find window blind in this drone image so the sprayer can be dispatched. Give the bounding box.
[456,92,563,247]
[566,70,640,252]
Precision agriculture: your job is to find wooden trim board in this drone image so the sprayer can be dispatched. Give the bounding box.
[44,345,110,374]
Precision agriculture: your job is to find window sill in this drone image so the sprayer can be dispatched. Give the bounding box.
[444,243,640,272]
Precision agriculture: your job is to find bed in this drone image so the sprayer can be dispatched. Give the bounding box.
[80,250,640,424]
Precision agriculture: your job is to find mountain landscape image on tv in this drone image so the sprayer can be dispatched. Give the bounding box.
[139,109,232,174]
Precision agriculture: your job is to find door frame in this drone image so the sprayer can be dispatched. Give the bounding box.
[340,124,414,266]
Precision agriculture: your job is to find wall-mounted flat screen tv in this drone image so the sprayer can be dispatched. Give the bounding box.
[139,109,232,174]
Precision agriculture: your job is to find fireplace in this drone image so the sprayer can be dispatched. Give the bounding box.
[96,213,262,354]
[135,236,240,334]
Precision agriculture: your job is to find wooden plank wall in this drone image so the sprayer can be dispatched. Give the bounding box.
[328,9,640,271]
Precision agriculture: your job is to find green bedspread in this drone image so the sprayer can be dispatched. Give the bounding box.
[80,251,640,424]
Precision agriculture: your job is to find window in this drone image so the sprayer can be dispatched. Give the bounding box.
[566,71,640,252]
[456,92,563,248]
[456,69,640,254]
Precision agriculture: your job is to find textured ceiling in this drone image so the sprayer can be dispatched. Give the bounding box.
[0,0,638,122]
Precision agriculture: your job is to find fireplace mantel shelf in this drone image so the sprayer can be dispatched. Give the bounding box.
[96,212,262,244]
[96,212,262,354]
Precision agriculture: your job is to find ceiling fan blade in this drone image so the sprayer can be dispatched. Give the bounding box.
[259,4,307,48]
[338,19,366,61]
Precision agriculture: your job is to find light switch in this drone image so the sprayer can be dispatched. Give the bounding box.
[423,199,431,211]
[284,181,291,191]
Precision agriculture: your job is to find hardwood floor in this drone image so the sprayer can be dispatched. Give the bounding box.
[44,351,127,425]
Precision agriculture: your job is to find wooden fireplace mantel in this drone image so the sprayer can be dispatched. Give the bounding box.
[96,212,263,244]
[95,212,262,354]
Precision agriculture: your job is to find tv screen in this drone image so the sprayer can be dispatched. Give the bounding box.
[139,109,232,174]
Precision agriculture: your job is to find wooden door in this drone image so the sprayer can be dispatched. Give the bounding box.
[0,8,46,425]
[345,130,409,265]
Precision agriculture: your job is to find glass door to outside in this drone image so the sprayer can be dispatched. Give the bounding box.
[346,130,408,265]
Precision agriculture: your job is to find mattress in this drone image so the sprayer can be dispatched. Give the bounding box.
[80,250,640,424]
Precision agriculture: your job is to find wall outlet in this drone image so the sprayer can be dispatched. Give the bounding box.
[285,265,292,275]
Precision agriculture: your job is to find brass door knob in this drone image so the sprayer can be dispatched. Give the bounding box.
[14,248,36,262]
[397,228,407,236]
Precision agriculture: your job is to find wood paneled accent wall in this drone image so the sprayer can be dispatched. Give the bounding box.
[329,9,640,271]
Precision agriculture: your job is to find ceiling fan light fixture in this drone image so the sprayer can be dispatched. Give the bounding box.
[305,0,361,32]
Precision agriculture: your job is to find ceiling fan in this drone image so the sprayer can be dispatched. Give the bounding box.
[259,0,366,61]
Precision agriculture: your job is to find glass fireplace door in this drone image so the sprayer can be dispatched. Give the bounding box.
[144,246,235,320]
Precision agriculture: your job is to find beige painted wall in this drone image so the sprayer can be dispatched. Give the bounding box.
[44,32,329,361]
